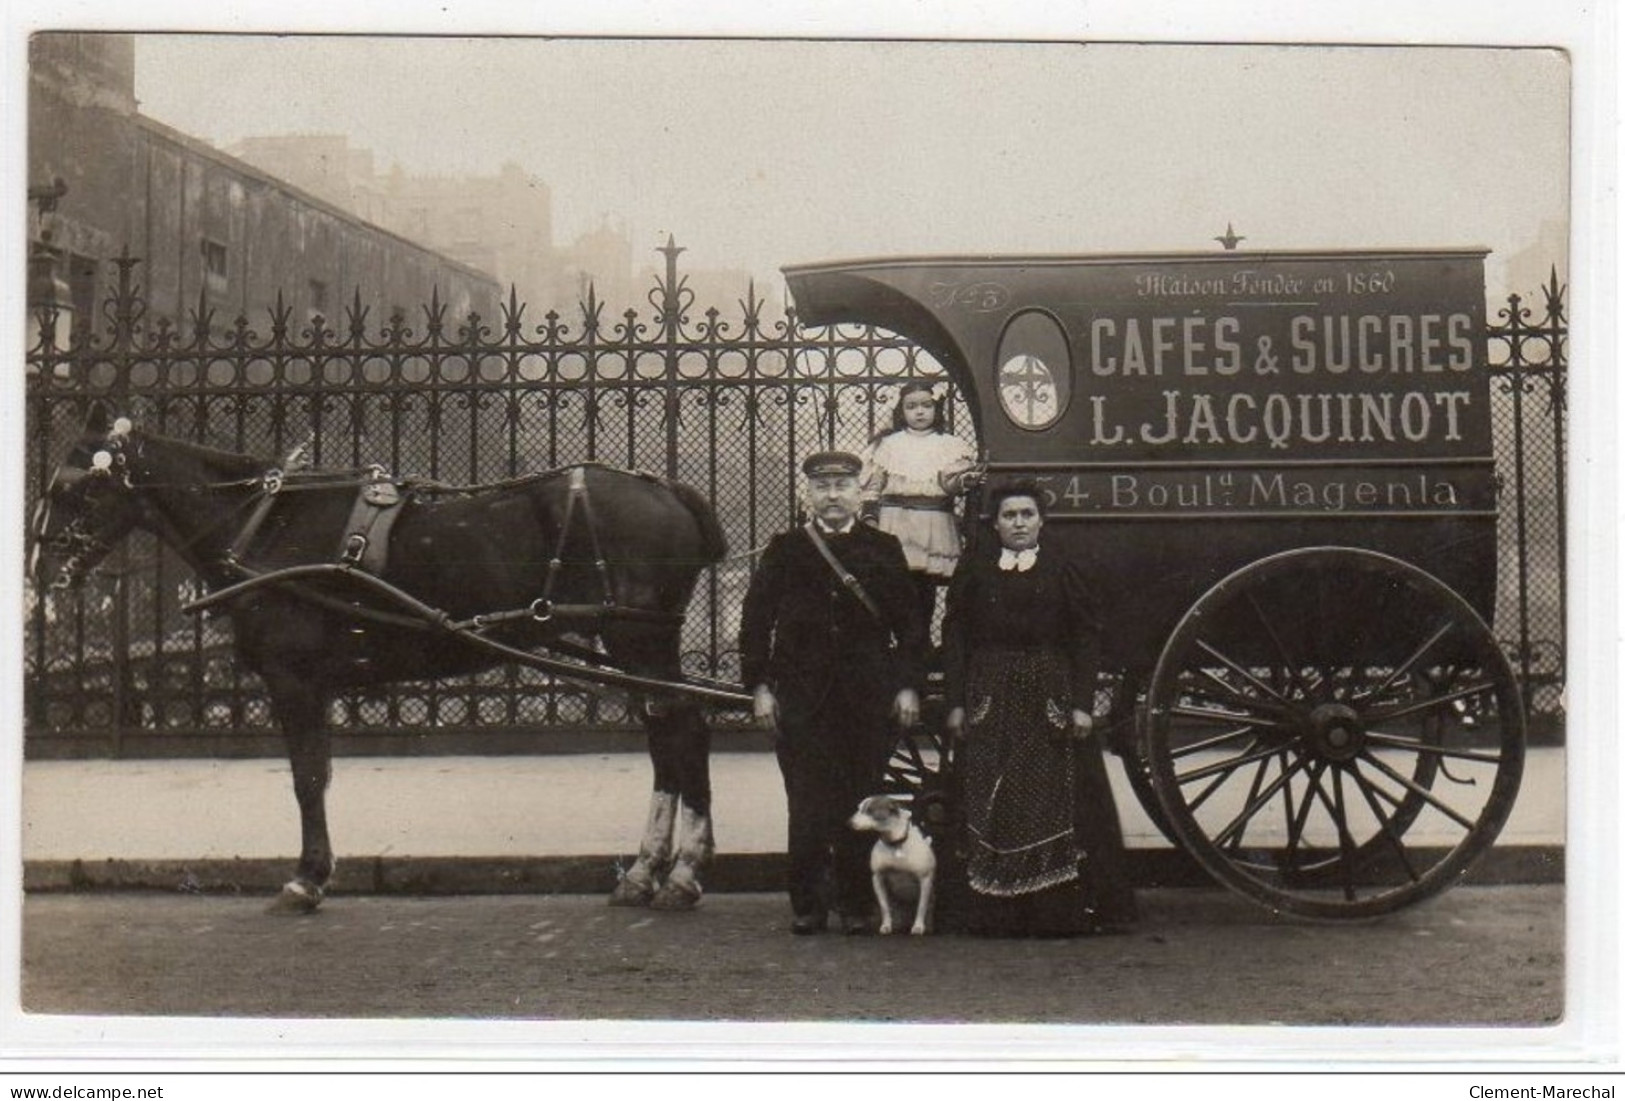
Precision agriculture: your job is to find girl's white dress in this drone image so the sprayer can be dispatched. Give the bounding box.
[861,428,978,579]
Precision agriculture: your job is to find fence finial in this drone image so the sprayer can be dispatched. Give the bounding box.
[1215,223,1246,251]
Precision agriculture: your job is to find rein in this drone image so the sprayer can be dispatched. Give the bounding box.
[181,560,750,707]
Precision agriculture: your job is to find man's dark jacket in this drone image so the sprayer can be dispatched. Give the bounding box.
[739,523,926,711]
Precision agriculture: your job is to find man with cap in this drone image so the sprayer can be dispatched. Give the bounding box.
[740,449,927,934]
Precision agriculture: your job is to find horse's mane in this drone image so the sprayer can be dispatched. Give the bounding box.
[135,430,268,475]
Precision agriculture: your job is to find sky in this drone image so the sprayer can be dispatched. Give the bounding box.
[125,35,1572,297]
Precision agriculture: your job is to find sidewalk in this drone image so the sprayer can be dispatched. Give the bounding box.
[20,748,1565,894]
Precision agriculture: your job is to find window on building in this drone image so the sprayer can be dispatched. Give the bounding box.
[68,253,98,345]
[201,238,229,293]
[308,279,330,321]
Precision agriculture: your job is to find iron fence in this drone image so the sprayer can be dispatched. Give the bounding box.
[23,244,1567,756]
[1485,270,1567,720]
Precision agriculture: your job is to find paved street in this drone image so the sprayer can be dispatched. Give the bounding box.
[16,746,1572,1061]
[21,885,1562,1028]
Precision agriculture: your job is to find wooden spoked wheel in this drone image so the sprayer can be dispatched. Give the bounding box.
[882,720,960,844]
[1144,547,1526,920]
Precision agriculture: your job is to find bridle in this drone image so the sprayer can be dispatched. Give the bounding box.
[35,426,267,589]
[34,445,130,589]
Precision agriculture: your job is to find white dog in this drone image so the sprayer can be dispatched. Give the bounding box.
[847,794,937,935]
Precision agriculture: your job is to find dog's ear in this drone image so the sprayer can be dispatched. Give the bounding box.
[870,795,900,817]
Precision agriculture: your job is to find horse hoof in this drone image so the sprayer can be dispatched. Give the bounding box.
[608,875,656,907]
[266,881,324,915]
[649,881,701,911]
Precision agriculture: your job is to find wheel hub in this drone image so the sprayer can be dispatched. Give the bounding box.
[1306,702,1365,761]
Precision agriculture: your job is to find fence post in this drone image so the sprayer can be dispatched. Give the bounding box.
[658,235,685,479]
[1502,292,1535,693]
[1543,270,1568,669]
[107,252,142,753]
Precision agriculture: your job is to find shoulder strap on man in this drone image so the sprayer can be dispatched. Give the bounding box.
[803,522,890,633]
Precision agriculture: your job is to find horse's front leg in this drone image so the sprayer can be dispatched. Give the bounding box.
[265,681,335,914]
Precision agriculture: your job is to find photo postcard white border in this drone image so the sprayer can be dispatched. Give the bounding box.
[0,0,1616,1072]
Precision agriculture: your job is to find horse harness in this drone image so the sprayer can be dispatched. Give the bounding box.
[198,462,685,636]
[48,425,750,707]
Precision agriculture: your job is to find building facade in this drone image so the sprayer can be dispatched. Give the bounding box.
[27,33,502,345]
[226,133,653,317]
[229,137,566,311]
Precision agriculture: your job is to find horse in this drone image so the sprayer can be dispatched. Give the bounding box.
[30,402,735,914]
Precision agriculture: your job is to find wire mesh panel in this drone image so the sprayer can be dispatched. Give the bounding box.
[23,247,1564,756]
[1485,272,1566,726]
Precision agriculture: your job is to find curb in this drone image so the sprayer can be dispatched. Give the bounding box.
[23,845,1563,897]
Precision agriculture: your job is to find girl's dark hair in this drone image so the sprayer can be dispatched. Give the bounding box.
[887,380,947,435]
[985,479,1049,521]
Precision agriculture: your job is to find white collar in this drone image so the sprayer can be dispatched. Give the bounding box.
[816,518,857,536]
[998,546,1039,572]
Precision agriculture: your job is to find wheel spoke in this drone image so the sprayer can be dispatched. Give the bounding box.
[1331,768,1359,900]
[1300,758,1341,837]
[1184,667,1298,721]
[1168,721,1281,758]
[1196,639,1296,708]
[1176,742,1289,787]
[1351,766,1407,812]
[897,736,928,774]
[1277,750,1300,855]
[1349,761,1422,883]
[1363,678,1499,725]
[1224,755,1274,855]
[1245,589,1306,700]
[1168,704,1293,734]
[1366,621,1455,701]
[1364,730,1504,766]
[1183,736,1266,815]
[1280,757,1325,872]
[1212,752,1311,850]
[1185,743,1256,814]
[1358,750,1478,831]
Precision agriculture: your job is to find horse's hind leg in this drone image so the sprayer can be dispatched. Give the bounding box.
[266,682,336,914]
[609,787,677,906]
[651,702,714,911]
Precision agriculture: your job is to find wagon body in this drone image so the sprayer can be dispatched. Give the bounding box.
[784,250,1524,920]
[784,250,1496,676]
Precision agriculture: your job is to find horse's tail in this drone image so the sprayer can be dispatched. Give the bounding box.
[666,478,729,565]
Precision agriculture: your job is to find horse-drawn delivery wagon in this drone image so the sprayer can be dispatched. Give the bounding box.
[30,245,1525,925]
[783,248,1525,920]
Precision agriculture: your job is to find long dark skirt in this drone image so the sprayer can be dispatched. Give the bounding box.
[958,647,1138,937]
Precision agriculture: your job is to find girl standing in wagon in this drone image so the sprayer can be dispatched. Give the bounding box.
[861,380,984,637]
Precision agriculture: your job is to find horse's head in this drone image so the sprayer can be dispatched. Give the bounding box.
[30,402,145,590]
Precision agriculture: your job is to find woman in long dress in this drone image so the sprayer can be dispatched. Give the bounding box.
[941,481,1138,936]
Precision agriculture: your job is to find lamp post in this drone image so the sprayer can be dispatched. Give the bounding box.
[26,178,75,371]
